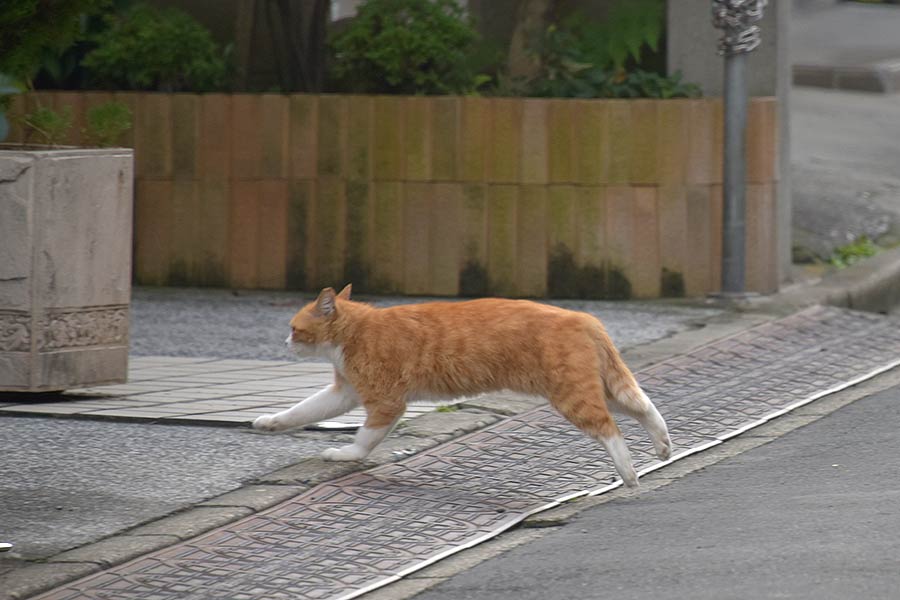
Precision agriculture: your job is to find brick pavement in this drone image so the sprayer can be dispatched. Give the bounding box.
[0,357,450,428]
[23,306,900,600]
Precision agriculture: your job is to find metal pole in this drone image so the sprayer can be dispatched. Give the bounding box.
[722,50,747,293]
[712,0,767,296]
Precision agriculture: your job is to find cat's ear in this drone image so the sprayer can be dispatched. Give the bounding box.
[337,283,352,300]
[315,287,337,317]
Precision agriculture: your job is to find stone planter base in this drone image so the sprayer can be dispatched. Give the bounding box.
[0,146,133,392]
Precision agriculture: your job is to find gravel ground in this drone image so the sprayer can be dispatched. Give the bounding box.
[129,287,723,360]
[0,417,337,562]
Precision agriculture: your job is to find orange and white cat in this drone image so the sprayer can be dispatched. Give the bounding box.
[253,285,671,487]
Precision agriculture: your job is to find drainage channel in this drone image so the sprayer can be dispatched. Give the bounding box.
[32,306,900,600]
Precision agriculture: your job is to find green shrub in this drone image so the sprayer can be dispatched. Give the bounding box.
[329,0,481,95]
[84,100,132,147]
[82,3,229,92]
[0,0,108,81]
[522,1,700,100]
[21,105,73,146]
[562,0,664,74]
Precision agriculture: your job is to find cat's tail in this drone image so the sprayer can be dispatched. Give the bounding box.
[602,346,672,462]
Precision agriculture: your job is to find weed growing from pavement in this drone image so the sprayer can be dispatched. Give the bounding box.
[830,236,880,268]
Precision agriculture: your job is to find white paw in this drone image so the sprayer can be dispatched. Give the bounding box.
[252,414,281,432]
[321,445,367,461]
[655,437,673,461]
[622,467,640,488]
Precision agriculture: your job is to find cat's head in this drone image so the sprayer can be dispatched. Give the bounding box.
[285,284,352,357]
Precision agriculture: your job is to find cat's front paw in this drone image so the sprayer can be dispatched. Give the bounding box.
[321,445,367,461]
[655,436,673,461]
[252,414,281,432]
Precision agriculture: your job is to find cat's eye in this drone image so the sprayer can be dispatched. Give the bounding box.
[293,329,313,343]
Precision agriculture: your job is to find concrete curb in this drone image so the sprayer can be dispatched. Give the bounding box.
[767,246,900,314]
[794,59,900,93]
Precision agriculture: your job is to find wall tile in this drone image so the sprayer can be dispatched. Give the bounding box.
[459,97,487,182]
[289,95,318,179]
[230,95,262,179]
[520,99,548,184]
[629,100,659,184]
[574,101,609,185]
[373,96,405,180]
[487,185,518,296]
[516,185,547,297]
[487,99,522,183]
[261,95,289,179]
[548,100,575,183]
[405,97,432,182]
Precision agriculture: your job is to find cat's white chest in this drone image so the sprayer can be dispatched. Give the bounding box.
[322,343,346,375]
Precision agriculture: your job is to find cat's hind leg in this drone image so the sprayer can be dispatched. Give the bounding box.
[321,399,404,462]
[551,386,639,487]
[605,381,672,462]
[252,382,359,432]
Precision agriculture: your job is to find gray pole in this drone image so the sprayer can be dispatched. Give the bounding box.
[712,0,767,296]
[722,51,748,293]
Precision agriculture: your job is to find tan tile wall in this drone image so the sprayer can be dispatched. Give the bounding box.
[10,93,780,297]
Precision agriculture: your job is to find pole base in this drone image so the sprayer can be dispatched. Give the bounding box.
[707,291,762,303]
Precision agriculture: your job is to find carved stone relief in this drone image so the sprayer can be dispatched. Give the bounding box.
[0,312,31,352]
[0,307,128,352]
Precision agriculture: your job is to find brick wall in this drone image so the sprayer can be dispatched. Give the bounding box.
[8,92,779,298]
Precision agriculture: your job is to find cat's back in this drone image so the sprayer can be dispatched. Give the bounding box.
[370,297,597,339]
[344,297,605,396]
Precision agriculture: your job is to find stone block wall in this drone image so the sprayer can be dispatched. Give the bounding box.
[7,92,779,298]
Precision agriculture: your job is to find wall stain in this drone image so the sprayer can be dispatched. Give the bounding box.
[546,244,631,300]
[459,260,489,297]
[660,268,685,298]
[344,258,371,294]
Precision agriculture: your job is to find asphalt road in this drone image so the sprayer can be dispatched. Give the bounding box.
[415,381,900,600]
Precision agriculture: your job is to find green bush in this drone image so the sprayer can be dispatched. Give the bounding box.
[522,1,700,100]
[0,0,108,81]
[329,0,481,95]
[562,0,664,74]
[21,105,73,146]
[82,3,229,92]
[84,100,132,147]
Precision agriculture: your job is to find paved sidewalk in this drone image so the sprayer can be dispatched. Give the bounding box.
[19,306,900,600]
[0,357,447,428]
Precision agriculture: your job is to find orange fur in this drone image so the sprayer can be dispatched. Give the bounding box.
[276,285,672,486]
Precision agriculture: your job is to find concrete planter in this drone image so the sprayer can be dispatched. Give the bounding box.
[0,146,134,391]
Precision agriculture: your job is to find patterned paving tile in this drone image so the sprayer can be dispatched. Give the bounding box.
[29,307,900,600]
[0,357,456,428]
